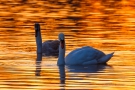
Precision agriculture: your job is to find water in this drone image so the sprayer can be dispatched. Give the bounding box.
[0,0,135,89]
[1,54,135,90]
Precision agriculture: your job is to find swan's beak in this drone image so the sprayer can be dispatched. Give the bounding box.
[60,40,64,49]
[35,23,40,37]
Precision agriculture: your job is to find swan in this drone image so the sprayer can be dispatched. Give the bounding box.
[35,23,59,56]
[57,33,114,65]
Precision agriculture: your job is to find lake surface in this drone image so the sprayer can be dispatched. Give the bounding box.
[0,0,135,89]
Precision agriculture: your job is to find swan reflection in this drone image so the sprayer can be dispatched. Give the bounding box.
[66,64,112,73]
[35,54,42,76]
[58,66,66,84]
[58,65,66,89]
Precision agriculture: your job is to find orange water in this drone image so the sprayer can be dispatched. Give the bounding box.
[0,0,135,89]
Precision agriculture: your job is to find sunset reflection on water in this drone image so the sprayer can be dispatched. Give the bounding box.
[0,0,135,89]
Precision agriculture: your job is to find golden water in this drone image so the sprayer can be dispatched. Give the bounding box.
[0,0,135,89]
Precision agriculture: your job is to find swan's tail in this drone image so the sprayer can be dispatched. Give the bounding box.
[98,52,114,64]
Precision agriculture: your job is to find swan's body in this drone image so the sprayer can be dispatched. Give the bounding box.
[65,46,114,65]
[35,23,59,56]
[57,33,114,66]
[42,40,59,56]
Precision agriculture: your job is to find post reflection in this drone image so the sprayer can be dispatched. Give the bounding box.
[35,53,42,76]
[58,65,66,89]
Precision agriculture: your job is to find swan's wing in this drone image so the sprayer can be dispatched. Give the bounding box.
[46,40,53,42]
[98,52,114,63]
[51,40,60,50]
[82,59,98,65]
[66,48,82,56]
[94,49,106,60]
[42,40,59,56]
[67,46,93,56]
[42,42,49,53]
[42,40,59,49]
[65,47,97,65]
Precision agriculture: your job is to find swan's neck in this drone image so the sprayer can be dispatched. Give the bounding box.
[36,30,42,54]
[57,42,65,65]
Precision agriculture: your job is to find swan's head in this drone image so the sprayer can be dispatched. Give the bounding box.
[35,23,40,37]
[58,33,65,49]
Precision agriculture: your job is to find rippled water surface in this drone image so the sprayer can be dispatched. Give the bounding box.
[0,0,135,89]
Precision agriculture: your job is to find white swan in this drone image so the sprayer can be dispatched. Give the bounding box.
[35,23,59,56]
[57,33,114,65]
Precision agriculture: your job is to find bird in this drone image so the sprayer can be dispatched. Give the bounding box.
[57,33,114,65]
[35,23,59,56]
